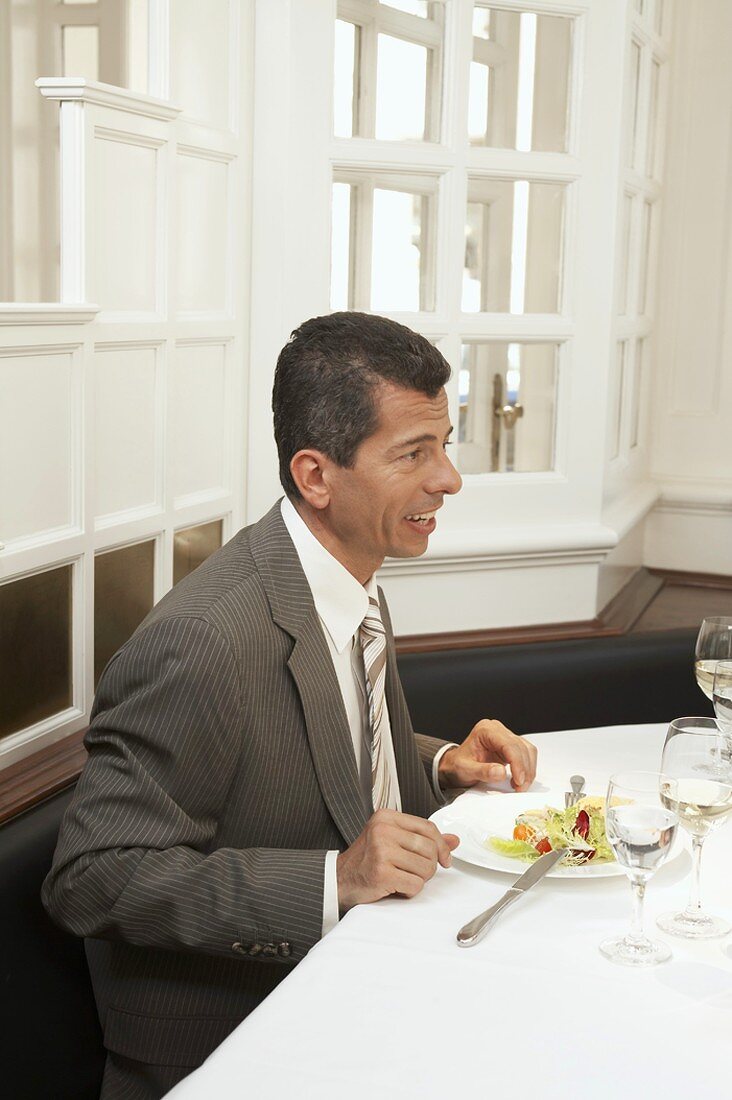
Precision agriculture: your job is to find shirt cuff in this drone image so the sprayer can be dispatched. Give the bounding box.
[431,742,459,804]
[322,849,340,937]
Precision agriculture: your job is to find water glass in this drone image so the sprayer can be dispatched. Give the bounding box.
[599,771,677,967]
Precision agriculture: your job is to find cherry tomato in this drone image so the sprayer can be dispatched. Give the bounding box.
[513,824,534,842]
[535,837,552,854]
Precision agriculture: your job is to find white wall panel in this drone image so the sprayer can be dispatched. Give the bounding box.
[175,151,229,316]
[172,341,228,503]
[94,343,160,522]
[171,0,231,129]
[0,347,77,544]
[93,131,160,314]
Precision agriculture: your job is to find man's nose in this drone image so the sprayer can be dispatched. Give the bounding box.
[427,449,463,496]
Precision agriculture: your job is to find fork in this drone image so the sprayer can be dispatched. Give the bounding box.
[564,774,586,808]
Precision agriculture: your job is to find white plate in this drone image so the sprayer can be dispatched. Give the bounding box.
[430,789,625,879]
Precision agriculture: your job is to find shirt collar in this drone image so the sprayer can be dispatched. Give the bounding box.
[280,497,376,653]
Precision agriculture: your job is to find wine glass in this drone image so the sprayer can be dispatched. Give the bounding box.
[599,771,678,967]
[712,660,732,736]
[695,617,732,701]
[656,717,732,939]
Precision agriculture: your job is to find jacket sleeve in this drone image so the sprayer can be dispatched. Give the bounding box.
[42,615,326,965]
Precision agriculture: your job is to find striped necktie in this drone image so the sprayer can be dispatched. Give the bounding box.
[359,596,396,812]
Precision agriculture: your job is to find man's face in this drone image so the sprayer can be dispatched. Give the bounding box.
[323,382,462,579]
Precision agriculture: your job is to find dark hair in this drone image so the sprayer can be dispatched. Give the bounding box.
[272,312,451,499]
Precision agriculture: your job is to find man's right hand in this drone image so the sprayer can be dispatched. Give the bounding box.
[336,809,460,914]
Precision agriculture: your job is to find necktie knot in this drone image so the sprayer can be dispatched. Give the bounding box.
[360,597,385,643]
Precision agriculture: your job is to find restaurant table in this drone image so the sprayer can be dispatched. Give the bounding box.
[166,724,732,1099]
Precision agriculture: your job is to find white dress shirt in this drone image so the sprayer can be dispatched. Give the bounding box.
[280,497,452,934]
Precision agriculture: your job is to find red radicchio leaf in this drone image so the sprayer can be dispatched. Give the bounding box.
[574,809,591,841]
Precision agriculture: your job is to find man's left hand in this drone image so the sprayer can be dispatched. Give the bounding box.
[438,719,537,792]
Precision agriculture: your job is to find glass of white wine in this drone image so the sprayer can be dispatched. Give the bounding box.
[599,771,678,967]
[695,617,732,701]
[713,660,732,736]
[657,717,732,939]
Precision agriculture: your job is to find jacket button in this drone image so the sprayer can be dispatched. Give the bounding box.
[247,943,263,956]
[278,942,292,957]
[261,943,277,957]
[231,942,246,954]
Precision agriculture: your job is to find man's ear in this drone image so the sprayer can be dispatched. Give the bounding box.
[289,450,331,510]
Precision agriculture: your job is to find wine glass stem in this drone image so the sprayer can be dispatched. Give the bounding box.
[629,877,646,943]
[686,835,705,915]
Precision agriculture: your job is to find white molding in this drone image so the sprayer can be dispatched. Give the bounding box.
[35,78,181,121]
[0,707,86,768]
[655,479,732,516]
[603,480,659,540]
[0,304,99,325]
[379,520,617,579]
[381,546,607,578]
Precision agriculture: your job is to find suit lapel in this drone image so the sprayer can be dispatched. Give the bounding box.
[250,503,368,846]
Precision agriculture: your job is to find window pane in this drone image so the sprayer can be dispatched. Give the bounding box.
[470,8,572,152]
[371,188,432,311]
[381,1,429,16]
[62,25,100,81]
[375,35,429,141]
[628,40,642,169]
[638,200,652,315]
[654,0,665,36]
[462,180,565,314]
[610,342,626,460]
[472,7,492,39]
[0,565,72,740]
[646,60,660,178]
[94,540,155,686]
[631,338,644,448]
[468,62,489,143]
[458,342,557,473]
[334,20,358,138]
[174,520,223,587]
[618,193,632,316]
[331,182,353,310]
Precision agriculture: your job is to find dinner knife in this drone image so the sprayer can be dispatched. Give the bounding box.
[456,848,565,948]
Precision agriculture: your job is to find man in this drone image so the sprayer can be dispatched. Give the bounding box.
[43,312,537,1099]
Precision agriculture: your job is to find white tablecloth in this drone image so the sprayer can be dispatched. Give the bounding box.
[167,724,732,1099]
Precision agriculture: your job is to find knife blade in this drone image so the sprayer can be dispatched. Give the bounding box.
[456,848,565,948]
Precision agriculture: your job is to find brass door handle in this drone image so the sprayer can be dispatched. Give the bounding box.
[494,403,524,429]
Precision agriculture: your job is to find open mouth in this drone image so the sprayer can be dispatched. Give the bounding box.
[404,509,438,533]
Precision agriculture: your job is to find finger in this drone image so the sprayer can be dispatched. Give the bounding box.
[440,832,460,867]
[391,847,437,882]
[389,869,429,898]
[391,813,456,863]
[395,820,456,870]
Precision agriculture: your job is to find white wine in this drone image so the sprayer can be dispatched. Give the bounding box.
[695,660,718,700]
[661,778,732,837]
[713,688,732,735]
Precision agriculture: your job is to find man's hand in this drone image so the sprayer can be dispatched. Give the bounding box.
[438,719,537,792]
[336,809,460,914]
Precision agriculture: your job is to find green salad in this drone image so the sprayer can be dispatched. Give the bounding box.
[485,796,615,866]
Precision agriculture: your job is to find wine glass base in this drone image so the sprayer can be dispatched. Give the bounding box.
[657,911,731,939]
[599,934,671,967]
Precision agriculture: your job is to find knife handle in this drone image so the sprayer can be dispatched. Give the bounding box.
[456,887,523,948]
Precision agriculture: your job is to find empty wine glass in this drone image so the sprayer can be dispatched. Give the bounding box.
[695,618,732,701]
[599,771,678,967]
[657,717,732,939]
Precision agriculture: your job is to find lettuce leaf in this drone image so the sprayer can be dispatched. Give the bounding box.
[486,837,542,861]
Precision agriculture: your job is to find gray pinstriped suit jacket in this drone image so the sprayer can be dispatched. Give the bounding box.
[43,502,448,1075]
